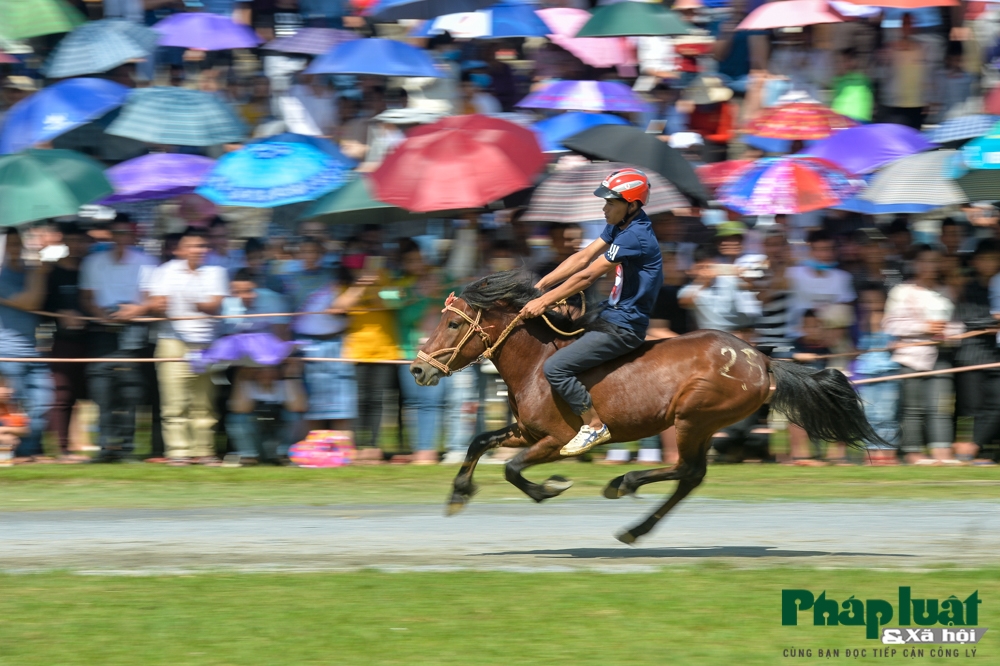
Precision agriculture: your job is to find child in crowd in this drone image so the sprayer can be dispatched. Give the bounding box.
[226,363,308,465]
[853,286,901,465]
[0,376,28,466]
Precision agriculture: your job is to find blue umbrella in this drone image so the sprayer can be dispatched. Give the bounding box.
[305,38,444,78]
[0,78,129,154]
[44,19,157,78]
[371,0,497,21]
[924,115,1000,145]
[196,142,350,208]
[249,132,357,168]
[530,112,629,152]
[960,126,1000,170]
[410,2,551,38]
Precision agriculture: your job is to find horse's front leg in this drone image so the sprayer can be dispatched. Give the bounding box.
[447,425,528,516]
[504,436,574,503]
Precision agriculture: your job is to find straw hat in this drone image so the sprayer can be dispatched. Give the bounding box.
[683,75,733,106]
[3,75,37,92]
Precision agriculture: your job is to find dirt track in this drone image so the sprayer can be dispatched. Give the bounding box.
[2,498,997,574]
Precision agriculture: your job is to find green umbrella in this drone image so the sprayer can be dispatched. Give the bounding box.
[302,176,445,225]
[0,0,85,41]
[0,149,113,227]
[575,2,690,38]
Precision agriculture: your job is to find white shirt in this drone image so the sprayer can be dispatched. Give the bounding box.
[150,259,229,344]
[80,247,157,309]
[787,265,856,336]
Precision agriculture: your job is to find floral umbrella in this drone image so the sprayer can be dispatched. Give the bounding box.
[717,156,860,215]
[696,159,754,194]
[744,101,857,140]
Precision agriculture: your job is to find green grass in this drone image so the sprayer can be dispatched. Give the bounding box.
[0,568,996,666]
[0,464,998,511]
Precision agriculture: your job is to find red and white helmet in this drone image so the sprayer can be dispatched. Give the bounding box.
[594,168,650,206]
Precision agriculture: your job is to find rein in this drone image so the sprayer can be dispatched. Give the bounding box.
[416,293,585,377]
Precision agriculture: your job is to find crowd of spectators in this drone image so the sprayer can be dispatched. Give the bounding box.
[3,1,1000,466]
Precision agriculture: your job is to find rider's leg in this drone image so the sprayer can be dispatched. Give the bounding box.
[542,326,643,455]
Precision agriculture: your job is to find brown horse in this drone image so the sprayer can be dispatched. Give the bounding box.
[409,271,881,544]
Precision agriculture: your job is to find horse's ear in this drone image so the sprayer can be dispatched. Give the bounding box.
[444,292,456,307]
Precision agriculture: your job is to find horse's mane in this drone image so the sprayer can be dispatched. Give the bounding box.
[459,270,615,336]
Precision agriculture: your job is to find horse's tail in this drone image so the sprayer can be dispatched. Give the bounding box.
[769,360,887,449]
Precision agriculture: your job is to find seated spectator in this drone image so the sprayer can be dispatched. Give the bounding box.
[227,363,307,465]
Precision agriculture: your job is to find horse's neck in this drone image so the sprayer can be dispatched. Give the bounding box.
[485,316,550,395]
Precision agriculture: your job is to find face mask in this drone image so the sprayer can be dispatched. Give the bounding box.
[804,258,838,271]
[470,73,492,88]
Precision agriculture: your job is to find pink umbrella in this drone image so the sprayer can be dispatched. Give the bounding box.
[737,0,844,31]
[536,7,637,70]
[0,52,17,64]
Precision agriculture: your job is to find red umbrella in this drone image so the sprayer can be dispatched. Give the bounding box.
[837,0,956,7]
[696,159,753,193]
[370,114,546,212]
[744,101,857,140]
[985,87,1000,116]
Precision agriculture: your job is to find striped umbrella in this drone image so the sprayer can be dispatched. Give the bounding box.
[696,159,754,194]
[44,20,157,78]
[263,28,359,55]
[924,115,1000,146]
[744,101,857,140]
[717,156,860,215]
[0,0,84,41]
[522,162,687,224]
[858,150,966,209]
[107,88,247,147]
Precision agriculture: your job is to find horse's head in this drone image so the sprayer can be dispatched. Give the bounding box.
[410,293,494,386]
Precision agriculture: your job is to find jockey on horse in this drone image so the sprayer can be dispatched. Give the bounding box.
[520,168,663,457]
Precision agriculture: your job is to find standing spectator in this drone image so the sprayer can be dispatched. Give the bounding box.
[281,238,359,449]
[852,228,904,294]
[787,229,857,338]
[0,229,53,461]
[44,224,90,462]
[80,218,158,463]
[679,244,759,331]
[752,228,793,357]
[221,268,290,339]
[831,47,874,122]
[205,217,246,277]
[876,13,934,129]
[941,41,972,120]
[854,285,902,464]
[147,228,230,466]
[883,245,961,464]
[395,239,448,464]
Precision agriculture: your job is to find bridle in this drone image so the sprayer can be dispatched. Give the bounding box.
[415,292,586,378]
[416,293,511,377]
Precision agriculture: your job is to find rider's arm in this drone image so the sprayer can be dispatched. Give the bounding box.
[535,238,609,292]
[537,255,617,308]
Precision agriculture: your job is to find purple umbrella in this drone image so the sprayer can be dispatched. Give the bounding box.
[100,153,215,204]
[190,332,300,374]
[800,123,934,176]
[153,13,262,51]
[516,80,651,113]
[263,28,359,56]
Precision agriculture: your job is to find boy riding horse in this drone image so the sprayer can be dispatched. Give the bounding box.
[521,168,663,455]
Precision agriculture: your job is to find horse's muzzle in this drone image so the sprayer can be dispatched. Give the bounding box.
[409,360,441,386]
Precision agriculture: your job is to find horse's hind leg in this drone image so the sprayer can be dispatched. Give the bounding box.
[504,437,574,503]
[447,425,528,516]
[616,459,707,545]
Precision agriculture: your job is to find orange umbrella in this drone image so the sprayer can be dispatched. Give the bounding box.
[745,101,857,140]
[696,159,753,193]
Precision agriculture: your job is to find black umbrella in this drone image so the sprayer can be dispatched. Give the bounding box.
[561,125,709,207]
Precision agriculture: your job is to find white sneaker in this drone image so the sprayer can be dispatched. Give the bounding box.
[560,424,612,456]
[441,450,466,464]
[636,449,663,464]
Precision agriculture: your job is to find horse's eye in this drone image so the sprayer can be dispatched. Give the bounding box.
[448,321,460,329]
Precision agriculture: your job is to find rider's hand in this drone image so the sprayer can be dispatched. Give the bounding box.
[521,297,550,319]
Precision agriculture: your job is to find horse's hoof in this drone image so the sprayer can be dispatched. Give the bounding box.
[445,493,470,516]
[616,530,638,546]
[542,475,573,495]
[603,475,629,500]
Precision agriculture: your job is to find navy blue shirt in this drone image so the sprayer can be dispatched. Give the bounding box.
[598,212,663,338]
